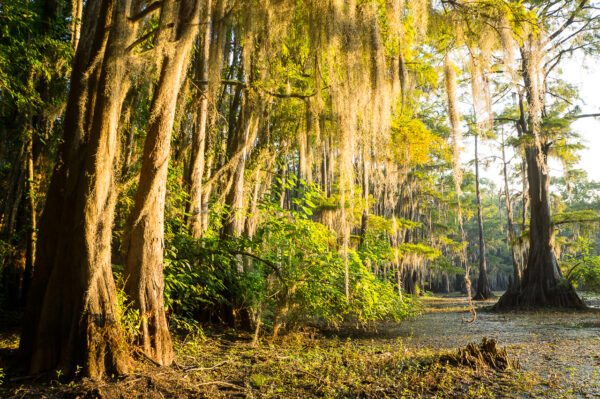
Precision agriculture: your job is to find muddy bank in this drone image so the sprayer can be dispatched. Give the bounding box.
[391,294,600,398]
[1,293,599,398]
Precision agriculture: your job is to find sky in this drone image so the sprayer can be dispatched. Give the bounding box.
[470,54,600,187]
[567,59,600,182]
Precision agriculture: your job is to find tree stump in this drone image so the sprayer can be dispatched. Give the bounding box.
[439,337,517,371]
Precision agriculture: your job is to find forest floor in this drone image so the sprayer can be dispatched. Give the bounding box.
[1,293,600,398]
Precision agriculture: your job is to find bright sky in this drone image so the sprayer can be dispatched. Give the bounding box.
[470,54,600,187]
[567,57,600,182]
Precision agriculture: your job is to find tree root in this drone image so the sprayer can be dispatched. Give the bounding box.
[493,282,587,311]
[439,337,517,372]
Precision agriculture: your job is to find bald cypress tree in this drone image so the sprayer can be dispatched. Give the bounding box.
[20,0,140,377]
[495,0,598,309]
[120,0,202,366]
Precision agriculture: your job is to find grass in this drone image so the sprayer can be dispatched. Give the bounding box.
[0,327,537,398]
[4,292,597,398]
[151,330,535,398]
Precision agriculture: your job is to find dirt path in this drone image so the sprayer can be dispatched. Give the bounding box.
[391,294,600,398]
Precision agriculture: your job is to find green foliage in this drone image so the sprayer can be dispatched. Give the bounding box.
[563,237,600,292]
[552,210,600,226]
[163,232,232,322]
[161,180,416,334]
[249,188,417,328]
[112,268,143,346]
[0,0,72,111]
[432,255,464,275]
[398,243,441,260]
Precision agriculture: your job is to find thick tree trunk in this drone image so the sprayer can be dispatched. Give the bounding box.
[495,51,583,310]
[472,133,493,300]
[495,144,585,309]
[121,0,200,366]
[404,269,417,295]
[20,0,136,377]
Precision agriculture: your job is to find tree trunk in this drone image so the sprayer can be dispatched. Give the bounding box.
[201,153,214,232]
[20,0,137,378]
[501,128,521,290]
[299,99,314,185]
[358,145,369,250]
[71,0,84,50]
[121,0,201,366]
[495,143,584,309]
[186,0,213,239]
[221,96,260,243]
[495,51,584,309]
[472,133,493,300]
[22,135,36,306]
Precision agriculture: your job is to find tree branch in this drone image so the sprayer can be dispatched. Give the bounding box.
[129,1,163,23]
[547,0,588,42]
[228,250,285,281]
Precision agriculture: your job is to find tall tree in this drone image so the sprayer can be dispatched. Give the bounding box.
[496,0,599,309]
[19,0,143,377]
[472,132,493,300]
[121,0,201,366]
[185,0,215,239]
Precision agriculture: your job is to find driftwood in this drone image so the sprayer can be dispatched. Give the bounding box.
[439,337,517,371]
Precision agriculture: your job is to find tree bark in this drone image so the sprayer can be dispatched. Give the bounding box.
[121,0,201,366]
[472,133,493,300]
[22,135,36,306]
[495,142,584,309]
[186,0,213,239]
[20,0,138,378]
[501,128,521,290]
[71,0,84,50]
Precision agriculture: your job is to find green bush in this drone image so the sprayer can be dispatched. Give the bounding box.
[161,180,417,335]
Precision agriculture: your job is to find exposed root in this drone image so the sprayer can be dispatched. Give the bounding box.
[494,283,587,311]
[439,337,517,371]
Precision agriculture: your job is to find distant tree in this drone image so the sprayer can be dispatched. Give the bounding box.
[472,132,494,300]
